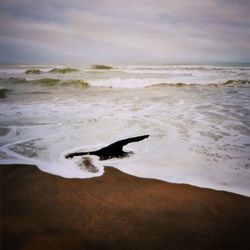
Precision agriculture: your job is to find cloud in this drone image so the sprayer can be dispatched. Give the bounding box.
[0,0,249,63]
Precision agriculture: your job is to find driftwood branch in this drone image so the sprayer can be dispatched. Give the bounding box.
[65,135,149,160]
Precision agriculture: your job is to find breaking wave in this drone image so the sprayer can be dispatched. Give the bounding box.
[0,78,89,88]
[0,77,249,89]
[88,78,250,88]
[146,79,250,88]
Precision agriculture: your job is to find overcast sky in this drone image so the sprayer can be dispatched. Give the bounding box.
[0,0,249,64]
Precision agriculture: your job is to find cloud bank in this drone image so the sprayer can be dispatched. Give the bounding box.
[0,0,249,63]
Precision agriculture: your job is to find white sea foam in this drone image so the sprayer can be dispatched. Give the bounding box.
[0,64,250,196]
[88,77,169,88]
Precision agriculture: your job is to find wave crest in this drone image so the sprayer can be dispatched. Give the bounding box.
[0,78,89,88]
[146,79,250,88]
[24,67,79,74]
[0,88,13,98]
[1,77,249,89]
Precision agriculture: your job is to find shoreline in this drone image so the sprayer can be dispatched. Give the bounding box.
[1,164,250,249]
[2,160,249,197]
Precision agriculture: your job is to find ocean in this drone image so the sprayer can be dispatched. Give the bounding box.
[0,64,249,196]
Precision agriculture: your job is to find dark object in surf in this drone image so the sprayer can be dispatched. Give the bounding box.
[65,135,149,160]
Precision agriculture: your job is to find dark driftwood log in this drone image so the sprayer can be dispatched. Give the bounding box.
[65,135,149,160]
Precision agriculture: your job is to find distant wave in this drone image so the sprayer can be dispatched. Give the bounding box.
[88,78,250,88]
[91,65,113,70]
[0,77,26,84]
[130,66,210,71]
[16,65,250,76]
[47,67,79,74]
[220,79,250,86]
[0,78,89,88]
[0,88,13,98]
[147,80,250,88]
[1,77,249,89]
[1,64,249,75]
[118,65,250,72]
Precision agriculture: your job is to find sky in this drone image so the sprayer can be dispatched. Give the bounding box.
[0,0,249,64]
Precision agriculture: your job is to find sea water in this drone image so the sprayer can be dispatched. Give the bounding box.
[0,64,249,196]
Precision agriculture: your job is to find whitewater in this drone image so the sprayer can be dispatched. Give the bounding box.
[0,64,249,196]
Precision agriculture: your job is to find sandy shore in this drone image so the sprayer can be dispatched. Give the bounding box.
[1,164,250,250]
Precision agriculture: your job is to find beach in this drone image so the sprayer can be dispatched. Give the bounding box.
[1,64,250,196]
[1,64,250,249]
[1,0,250,248]
[1,164,250,250]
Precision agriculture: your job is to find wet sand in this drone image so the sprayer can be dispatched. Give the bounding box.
[1,164,250,250]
